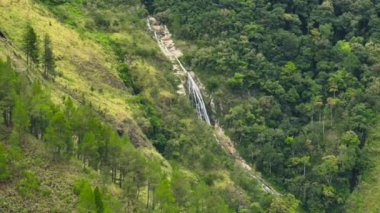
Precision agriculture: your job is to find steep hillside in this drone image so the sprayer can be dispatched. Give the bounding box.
[0,0,289,212]
[150,0,380,212]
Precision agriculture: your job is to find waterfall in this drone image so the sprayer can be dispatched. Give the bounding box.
[148,17,211,125]
[146,16,280,195]
[186,71,211,124]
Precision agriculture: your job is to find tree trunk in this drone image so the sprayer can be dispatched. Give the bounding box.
[303,183,307,202]
[27,54,29,71]
[119,172,123,188]
[269,162,272,175]
[3,111,7,127]
[303,163,306,178]
[152,187,155,210]
[330,105,333,126]
[111,167,115,183]
[322,114,325,143]
[147,182,150,209]
[3,109,11,127]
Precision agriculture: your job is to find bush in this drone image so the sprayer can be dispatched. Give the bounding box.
[0,144,10,182]
[17,171,40,197]
[93,14,111,30]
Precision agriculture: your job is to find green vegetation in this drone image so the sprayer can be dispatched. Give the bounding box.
[23,24,39,69]
[42,34,56,78]
[346,117,380,211]
[2,0,379,211]
[0,57,241,211]
[150,0,380,211]
[0,0,279,212]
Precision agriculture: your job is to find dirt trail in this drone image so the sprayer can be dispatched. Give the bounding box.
[147,16,280,195]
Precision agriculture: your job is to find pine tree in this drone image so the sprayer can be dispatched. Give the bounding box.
[45,112,72,160]
[29,82,53,139]
[154,179,178,213]
[43,34,55,78]
[77,181,96,212]
[12,97,30,144]
[79,132,99,169]
[94,187,104,213]
[0,144,10,182]
[0,60,18,127]
[23,24,39,70]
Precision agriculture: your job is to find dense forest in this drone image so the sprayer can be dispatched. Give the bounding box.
[0,0,297,212]
[1,0,380,212]
[149,0,380,211]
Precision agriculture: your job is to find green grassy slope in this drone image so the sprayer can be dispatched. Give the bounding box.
[0,135,104,212]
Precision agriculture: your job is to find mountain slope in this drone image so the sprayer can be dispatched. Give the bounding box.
[149,0,380,211]
[147,15,280,195]
[0,0,287,212]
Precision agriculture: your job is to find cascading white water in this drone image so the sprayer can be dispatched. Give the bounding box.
[147,17,280,195]
[174,55,211,124]
[186,74,211,124]
[148,17,211,124]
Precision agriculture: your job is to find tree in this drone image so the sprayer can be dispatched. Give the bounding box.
[23,24,39,69]
[326,97,339,125]
[42,34,55,78]
[146,160,162,210]
[108,132,123,184]
[0,60,18,127]
[29,82,53,139]
[338,131,360,171]
[171,168,191,209]
[269,193,300,213]
[77,181,96,212]
[79,132,99,169]
[44,111,72,160]
[289,156,310,178]
[314,155,338,185]
[190,182,231,213]
[12,97,30,144]
[227,72,245,90]
[122,149,147,211]
[0,144,10,182]
[154,179,177,213]
[94,187,104,213]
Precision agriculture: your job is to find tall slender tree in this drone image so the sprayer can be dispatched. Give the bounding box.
[12,97,30,144]
[43,34,55,78]
[23,24,39,70]
[94,187,104,213]
[0,60,17,127]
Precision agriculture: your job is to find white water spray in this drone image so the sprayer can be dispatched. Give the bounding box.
[147,17,211,124]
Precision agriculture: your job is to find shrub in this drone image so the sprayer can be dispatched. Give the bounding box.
[17,171,40,197]
[0,144,10,182]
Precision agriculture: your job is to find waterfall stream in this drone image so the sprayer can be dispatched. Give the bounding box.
[147,16,279,195]
[148,17,211,124]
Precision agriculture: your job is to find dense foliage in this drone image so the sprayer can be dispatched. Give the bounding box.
[0,58,238,212]
[0,0,292,211]
[150,0,380,211]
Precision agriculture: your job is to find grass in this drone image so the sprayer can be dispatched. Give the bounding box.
[0,136,86,212]
[0,1,178,209]
[345,116,380,212]
[0,0,279,210]
[0,0,176,149]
